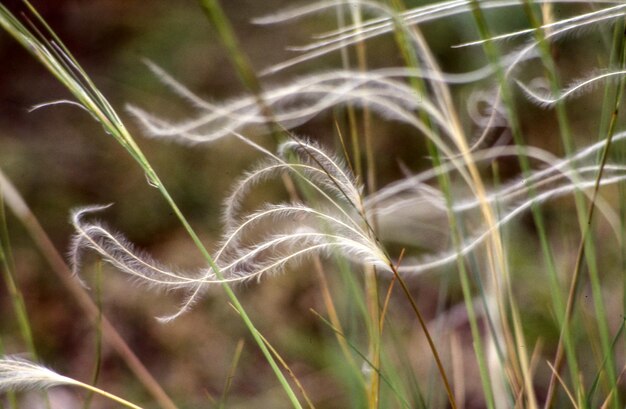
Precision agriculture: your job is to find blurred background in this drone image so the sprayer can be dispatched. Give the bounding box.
[0,1,623,408]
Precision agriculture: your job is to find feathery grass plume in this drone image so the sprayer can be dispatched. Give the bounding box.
[128,64,469,159]
[0,356,76,393]
[367,134,626,275]
[0,356,142,409]
[70,138,393,322]
[254,1,626,75]
[70,204,202,292]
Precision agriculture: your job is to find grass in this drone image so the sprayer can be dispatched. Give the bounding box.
[0,0,626,408]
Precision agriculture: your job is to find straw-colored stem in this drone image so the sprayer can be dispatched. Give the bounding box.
[75,381,144,409]
[544,70,624,408]
[387,262,457,409]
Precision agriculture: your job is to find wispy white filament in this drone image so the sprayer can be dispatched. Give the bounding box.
[254,0,623,75]
[0,356,143,409]
[517,70,626,107]
[0,356,79,392]
[70,140,391,321]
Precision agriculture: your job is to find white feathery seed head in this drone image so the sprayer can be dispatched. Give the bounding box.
[69,138,393,321]
[0,356,79,393]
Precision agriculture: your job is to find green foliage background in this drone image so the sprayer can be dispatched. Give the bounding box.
[0,1,625,408]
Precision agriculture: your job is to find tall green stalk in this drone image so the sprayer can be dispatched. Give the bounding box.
[387,1,490,406]
[519,3,620,407]
[467,1,584,404]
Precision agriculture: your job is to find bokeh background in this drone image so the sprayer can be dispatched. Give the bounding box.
[0,1,623,408]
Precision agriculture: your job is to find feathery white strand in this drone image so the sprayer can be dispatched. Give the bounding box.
[370,130,626,208]
[255,0,610,75]
[397,171,626,275]
[367,134,626,249]
[466,88,508,128]
[218,231,388,279]
[222,137,365,233]
[253,0,387,25]
[517,70,626,107]
[28,99,89,113]
[70,205,202,289]
[129,68,463,148]
[69,140,393,320]
[217,204,373,260]
[129,62,486,187]
[500,9,626,83]
[453,4,626,48]
[0,356,79,392]
[0,356,143,409]
[280,139,362,203]
[255,0,473,74]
